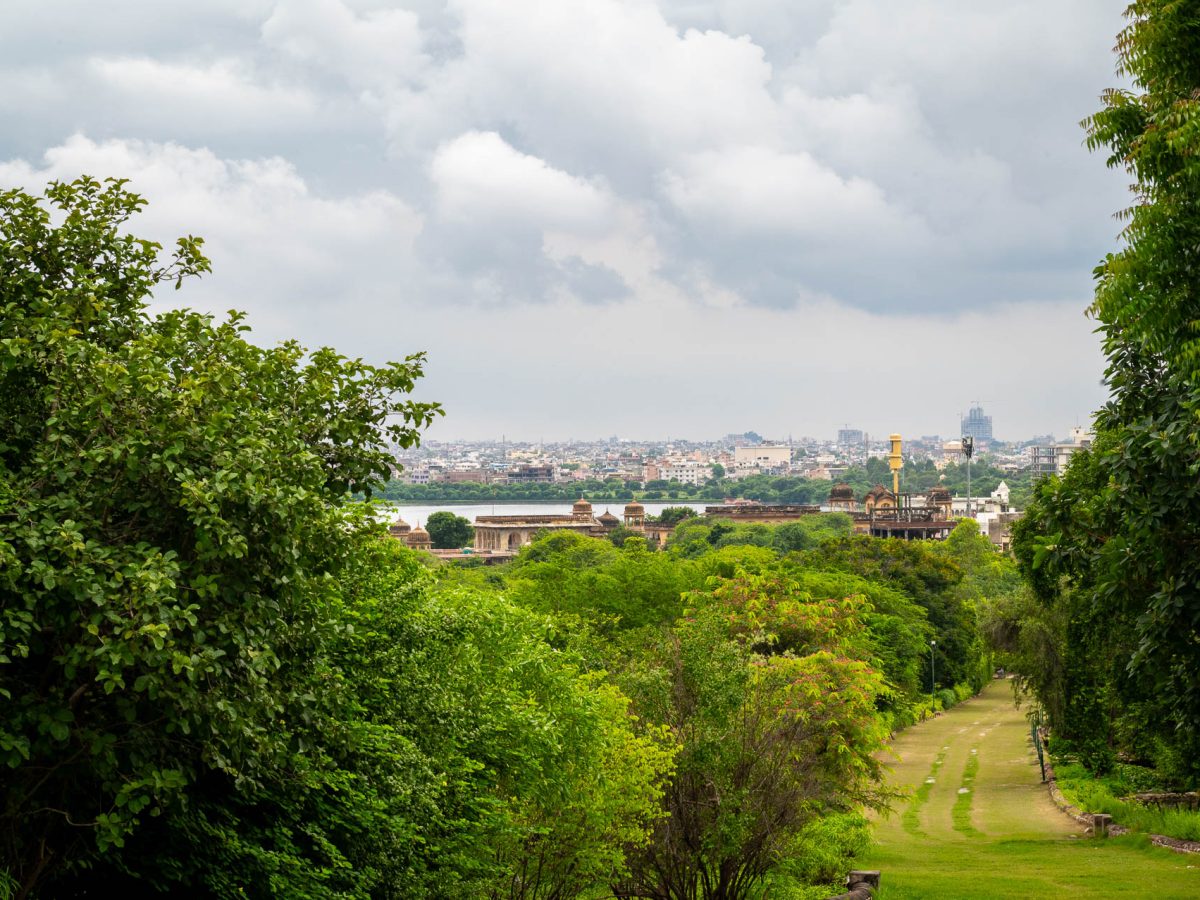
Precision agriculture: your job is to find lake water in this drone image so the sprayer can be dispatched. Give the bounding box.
[380,500,710,524]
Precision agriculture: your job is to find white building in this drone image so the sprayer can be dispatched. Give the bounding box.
[1031,444,1082,478]
[1068,425,1094,445]
[733,445,792,470]
[402,467,434,484]
[1031,428,1094,478]
[661,462,708,485]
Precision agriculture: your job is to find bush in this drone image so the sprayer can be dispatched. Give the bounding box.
[769,812,873,897]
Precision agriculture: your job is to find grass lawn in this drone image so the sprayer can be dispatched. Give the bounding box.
[862,680,1200,898]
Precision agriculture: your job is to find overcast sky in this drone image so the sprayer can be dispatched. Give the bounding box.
[1,0,1131,441]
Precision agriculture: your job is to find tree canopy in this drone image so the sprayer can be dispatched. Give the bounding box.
[0,179,670,898]
[424,510,474,549]
[1008,1,1200,779]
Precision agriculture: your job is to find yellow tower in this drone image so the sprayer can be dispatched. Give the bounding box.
[888,433,903,498]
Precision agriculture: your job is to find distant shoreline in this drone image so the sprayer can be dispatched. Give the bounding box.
[381,499,703,507]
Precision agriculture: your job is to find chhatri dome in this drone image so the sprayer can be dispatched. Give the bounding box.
[407,523,432,550]
[829,482,854,501]
[572,496,594,520]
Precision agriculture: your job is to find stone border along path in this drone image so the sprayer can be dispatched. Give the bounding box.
[1043,757,1200,855]
[860,679,1200,898]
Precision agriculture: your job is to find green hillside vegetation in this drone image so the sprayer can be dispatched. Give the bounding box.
[0,179,1012,899]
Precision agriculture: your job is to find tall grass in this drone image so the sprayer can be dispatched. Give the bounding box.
[1054,761,1200,841]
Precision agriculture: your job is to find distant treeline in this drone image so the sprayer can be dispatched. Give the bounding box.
[382,459,1033,508]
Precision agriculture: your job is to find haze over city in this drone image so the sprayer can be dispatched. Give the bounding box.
[0,1,1125,438]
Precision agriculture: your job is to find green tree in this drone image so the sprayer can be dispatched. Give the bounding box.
[1015,1,1200,777]
[425,510,474,548]
[709,463,725,480]
[337,546,675,900]
[0,178,443,895]
[802,536,985,691]
[0,178,682,899]
[606,523,637,547]
[772,513,854,553]
[654,506,698,527]
[614,572,888,900]
[505,531,699,630]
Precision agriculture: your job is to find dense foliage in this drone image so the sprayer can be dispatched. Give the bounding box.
[0,181,669,899]
[1004,1,1200,783]
[1,178,1009,899]
[444,516,1007,897]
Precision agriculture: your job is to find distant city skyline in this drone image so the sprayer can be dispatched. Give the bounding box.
[415,412,1084,446]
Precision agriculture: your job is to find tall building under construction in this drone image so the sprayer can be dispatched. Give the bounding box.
[961,404,994,445]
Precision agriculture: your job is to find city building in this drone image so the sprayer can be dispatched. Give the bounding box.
[837,428,864,446]
[660,462,708,485]
[1068,425,1094,445]
[506,464,555,484]
[443,469,490,484]
[1031,429,1092,478]
[961,404,994,445]
[983,512,1023,552]
[734,445,792,470]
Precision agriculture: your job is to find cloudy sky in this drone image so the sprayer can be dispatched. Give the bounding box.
[1,0,1131,441]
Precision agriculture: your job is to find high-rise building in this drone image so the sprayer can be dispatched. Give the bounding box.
[837,427,864,446]
[961,404,994,445]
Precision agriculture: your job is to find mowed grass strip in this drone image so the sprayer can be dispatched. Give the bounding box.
[864,681,1200,898]
[951,750,982,838]
[901,747,947,836]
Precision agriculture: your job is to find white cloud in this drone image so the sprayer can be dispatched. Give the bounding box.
[425,0,779,175]
[430,131,614,232]
[262,0,429,90]
[91,57,317,127]
[0,135,424,332]
[661,145,926,242]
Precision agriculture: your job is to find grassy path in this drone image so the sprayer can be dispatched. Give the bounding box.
[864,680,1200,898]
